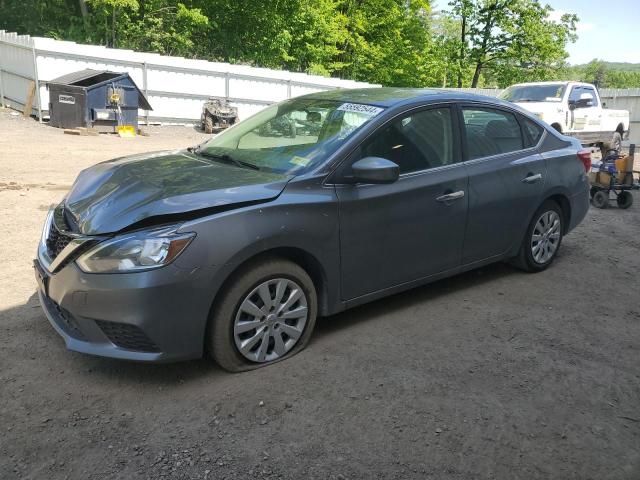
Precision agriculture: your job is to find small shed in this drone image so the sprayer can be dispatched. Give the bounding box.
[47,69,152,129]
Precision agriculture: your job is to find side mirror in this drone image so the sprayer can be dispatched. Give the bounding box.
[350,157,400,184]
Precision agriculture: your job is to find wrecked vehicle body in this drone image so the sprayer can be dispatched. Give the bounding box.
[34,88,589,371]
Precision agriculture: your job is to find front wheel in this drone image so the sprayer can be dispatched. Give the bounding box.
[204,115,214,134]
[207,258,317,372]
[511,200,563,272]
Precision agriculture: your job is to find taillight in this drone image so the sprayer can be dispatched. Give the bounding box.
[577,149,591,172]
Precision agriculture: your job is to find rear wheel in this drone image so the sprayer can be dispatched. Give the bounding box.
[617,191,633,209]
[511,200,563,272]
[592,190,609,209]
[207,258,317,372]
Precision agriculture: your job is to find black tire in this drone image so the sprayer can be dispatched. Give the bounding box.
[590,186,598,199]
[207,258,317,372]
[592,190,609,209]
[601,131,623,157]
[511,200,564,273]
[616,191,633,209]
[204,115,214,134]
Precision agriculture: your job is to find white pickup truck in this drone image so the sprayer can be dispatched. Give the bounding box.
[500,81,629,151]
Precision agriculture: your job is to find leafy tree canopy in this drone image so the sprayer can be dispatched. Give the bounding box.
[1,0,638,88]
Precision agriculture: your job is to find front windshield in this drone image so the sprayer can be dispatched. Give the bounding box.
[500,84,566,103]
[199,98,384,174]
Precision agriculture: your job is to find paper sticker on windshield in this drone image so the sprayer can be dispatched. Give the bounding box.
[337,103,384,117]
[290,156,311,167]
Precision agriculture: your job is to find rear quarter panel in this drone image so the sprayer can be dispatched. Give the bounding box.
[539,134,590,233]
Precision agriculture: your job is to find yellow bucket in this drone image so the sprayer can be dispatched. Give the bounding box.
[117,125,136,138]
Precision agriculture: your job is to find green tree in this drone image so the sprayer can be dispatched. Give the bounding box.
[445,0,577,87]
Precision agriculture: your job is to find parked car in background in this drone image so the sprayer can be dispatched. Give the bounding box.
[34,88,590,372]
[500,81,629,153]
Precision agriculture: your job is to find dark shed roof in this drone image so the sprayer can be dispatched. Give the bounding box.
[47,69,152,110]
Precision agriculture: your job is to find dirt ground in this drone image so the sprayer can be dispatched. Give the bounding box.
[0,107,639,480]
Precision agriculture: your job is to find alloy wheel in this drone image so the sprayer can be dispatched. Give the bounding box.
[531,210,561,264]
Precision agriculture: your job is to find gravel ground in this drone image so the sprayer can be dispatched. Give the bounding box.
[0,108,639,480]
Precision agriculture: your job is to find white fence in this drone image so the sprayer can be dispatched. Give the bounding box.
[0,31,378,124]
[1,30,638,140]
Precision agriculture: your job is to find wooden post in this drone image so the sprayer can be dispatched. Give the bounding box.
[23,81,36,117]
[0,67,5,107]
[142,61,149,125]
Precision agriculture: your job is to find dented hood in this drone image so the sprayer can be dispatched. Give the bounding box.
[64,150,290,235]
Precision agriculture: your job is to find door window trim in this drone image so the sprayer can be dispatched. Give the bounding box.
[456,102,544,164]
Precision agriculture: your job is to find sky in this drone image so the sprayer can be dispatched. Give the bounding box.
[546,0,640,65]
[433,0,640,65]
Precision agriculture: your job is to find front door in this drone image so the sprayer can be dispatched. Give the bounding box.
[569,85,600,132]
[335,106,468,300]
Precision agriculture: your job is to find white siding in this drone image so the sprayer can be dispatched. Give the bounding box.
[0,30,379,123]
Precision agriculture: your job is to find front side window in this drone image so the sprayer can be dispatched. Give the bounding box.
[569,86,598,108]
[462,108,524,160]
[360,107,455,174]
[200,99,384,174]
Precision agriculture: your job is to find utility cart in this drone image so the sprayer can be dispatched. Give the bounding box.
[589,145,639,209]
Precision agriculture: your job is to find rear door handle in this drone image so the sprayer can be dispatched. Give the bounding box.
[436,191,465,203]
[522,173,542,184]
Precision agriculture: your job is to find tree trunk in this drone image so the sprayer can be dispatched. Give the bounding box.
[471,62,482,87]
[112,7,117,48]
[470,7,495,88]
[457,13,466,88]
[78,0,89,37]
[78,0,88,19]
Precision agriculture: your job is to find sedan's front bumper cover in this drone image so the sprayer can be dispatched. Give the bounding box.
[35,258,215,363]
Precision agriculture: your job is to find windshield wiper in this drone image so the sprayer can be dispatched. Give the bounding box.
[191,147,260,171]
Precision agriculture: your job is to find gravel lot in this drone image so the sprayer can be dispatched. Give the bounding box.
[1,107,639,480]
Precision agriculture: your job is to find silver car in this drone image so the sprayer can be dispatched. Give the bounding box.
[34,88,591,371]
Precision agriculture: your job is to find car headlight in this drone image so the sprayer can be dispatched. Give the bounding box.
[76,226,195,273]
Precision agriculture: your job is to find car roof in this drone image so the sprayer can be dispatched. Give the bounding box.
[299,87,509,108]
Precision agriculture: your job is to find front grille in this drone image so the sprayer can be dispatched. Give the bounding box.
[44,206,94,270]
[41,295,86,340]
[95,320,160,353]
[46,222,73,259]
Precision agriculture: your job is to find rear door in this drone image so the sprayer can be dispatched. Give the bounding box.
[460,105,547,264]
[335,105,468,300]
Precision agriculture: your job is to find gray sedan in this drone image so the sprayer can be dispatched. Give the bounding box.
[34,88,590,371]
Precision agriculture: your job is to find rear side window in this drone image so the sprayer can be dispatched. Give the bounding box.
[521,117,545,147]
[361,107,455,174]
[462,108,524,160]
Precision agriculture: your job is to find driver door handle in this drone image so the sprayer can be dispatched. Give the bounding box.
[522,173,542,184]
[436,191,465,203]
